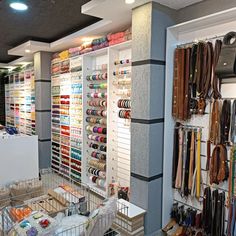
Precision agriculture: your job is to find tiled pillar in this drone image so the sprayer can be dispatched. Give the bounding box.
[34,52,52,168]
[130,2,175,235]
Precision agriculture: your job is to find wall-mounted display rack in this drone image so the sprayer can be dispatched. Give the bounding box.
[51,56,83,183]
[50,40,131,198]
[5,68,35,135]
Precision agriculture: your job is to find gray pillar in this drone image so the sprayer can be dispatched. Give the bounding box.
[34,52,52,168]
[130,2,175,235]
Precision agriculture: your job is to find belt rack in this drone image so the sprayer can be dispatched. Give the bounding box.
[176,34,224,48]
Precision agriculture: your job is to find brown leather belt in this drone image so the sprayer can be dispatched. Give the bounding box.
[210,99,221,145]
[184,48,191,120]
[172,41,217,120]
[212,40,222,99]
[172,48,190,121]
[210,144,229,184]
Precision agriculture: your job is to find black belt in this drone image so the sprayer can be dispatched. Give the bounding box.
[172,123,180,188]
[183,131,191,196]
[216,192,225,236]
[211,189,218,235]
[202,187,212,234]
[231,100,236,144]
[220,100,231,144]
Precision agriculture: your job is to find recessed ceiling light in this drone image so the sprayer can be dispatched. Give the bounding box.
[10,2,28,11]
[25,49,31,53]
[125,0,135,4]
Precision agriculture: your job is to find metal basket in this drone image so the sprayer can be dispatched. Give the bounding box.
[0,168,129,236]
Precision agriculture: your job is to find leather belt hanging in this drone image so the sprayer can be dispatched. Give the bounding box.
[172,123,180,188]
[196,129,201,199]
[210,99,222,145]
[228,147,236,236]
[172,48,186,120]
[231,100,236,144]
[183,131,191,196]
[189,44,198,114]
[210,144,229,184]
[175,128,184,189]
[212,40,222,99]
[216,192,225,236]
[188,130,195,193]
[198,42,213,114]
[220,99,231,144]
[202,187,212,234]
[181,130,188,194]
[184,48,191,120]
[172,47,191,121]
[194,42,205,115]
[172,49,179,119]
[201,42,213,99]
[211,189,218,236]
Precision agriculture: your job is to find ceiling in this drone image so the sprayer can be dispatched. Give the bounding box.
[0,0,100,63]
[154,0,204,9]
[1,0,206,66]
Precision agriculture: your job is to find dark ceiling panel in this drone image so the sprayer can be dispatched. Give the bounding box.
[0,0,100,63]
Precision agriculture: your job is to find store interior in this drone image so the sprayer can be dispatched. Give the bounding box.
[1,0,236,235]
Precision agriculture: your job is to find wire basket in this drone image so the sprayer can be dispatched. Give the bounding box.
[0,168,129,236]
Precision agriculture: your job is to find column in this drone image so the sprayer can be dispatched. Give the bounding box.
[130,2,175,235]
[34,52,52,168]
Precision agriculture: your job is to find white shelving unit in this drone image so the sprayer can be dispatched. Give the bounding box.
[82,48,108,197]
[51,41,132,198]
[108,41,132,194]
[51,56,83,183]
[5,69,35,135]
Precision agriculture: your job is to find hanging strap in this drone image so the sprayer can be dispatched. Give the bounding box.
[183,131,191,196]
[196,129,201,199]
[217,144,229,183]
[202,187,212,234]
[231,100,236,144]
[190,44,198,98]
[212,189,218,236]
[210,145,220,185]
[189,44,199,114]
[172,48,186,120]
[201,41,214,99]
[172,123,180,188]
[212,40,222,99]
[183,47,191,120]
[172,48,179,119]
[220,99,231,144]
[195,42,205,94]
[196,42,208,114]
[210,144,229,184]
[175,128,184,189]
[188,130,195,192]
[210,99,222,145]
[181,130,188,194]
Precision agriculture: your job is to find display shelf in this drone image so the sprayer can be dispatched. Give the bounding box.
[82,48,108,193]
[163,9,236,227]
[107,43,131,196]
[5,68,35,135]
[50,41,132,198]
[51,56,83,181]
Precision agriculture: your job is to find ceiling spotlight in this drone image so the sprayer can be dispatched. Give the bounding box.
[125,0,135,4]
[25,49,31,53]
[10,2,28,11]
